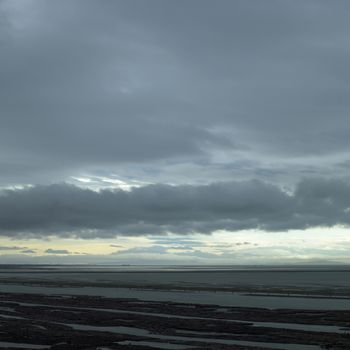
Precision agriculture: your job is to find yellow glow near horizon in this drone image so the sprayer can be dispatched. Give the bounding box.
[0,226,349,263]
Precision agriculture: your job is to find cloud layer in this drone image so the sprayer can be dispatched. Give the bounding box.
[0,178,349,238]
[1,1,350,186]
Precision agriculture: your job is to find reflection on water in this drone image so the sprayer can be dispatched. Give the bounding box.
[65,323,321,350]
[118,341,190,350]
[3,265,350,289]
[7,300,349,335]
[1,283,350,310]
[0,341,49,349]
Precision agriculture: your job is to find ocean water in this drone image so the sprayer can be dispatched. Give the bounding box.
[1,264,350,288]
[0,265,350,309]
[1,284,349,309]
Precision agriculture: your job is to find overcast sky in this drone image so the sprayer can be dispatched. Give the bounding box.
[1,0,350,264]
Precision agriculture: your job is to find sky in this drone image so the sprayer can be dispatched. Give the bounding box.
[1,0,350,264]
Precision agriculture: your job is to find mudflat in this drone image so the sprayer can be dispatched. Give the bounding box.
[0,265,350,349]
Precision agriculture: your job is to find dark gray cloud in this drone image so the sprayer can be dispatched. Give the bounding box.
[1,1,350,186]
[210,242,253,248]
[0,245,27,250]
[0,178,349,238]
[21,249,36,254]
[150,238,205,247]
[114,245,168,255]
[44,248,71,255]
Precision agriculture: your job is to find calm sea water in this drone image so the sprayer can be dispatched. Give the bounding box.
[0,265,349,309]
[1,264,350,288]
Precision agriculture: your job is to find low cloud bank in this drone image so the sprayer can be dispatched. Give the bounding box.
[0,178,349,237]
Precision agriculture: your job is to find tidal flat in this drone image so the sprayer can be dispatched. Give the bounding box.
[0,265,350,349]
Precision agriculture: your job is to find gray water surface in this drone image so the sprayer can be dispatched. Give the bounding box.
[1,283,350,310]
[65,323,321,350]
